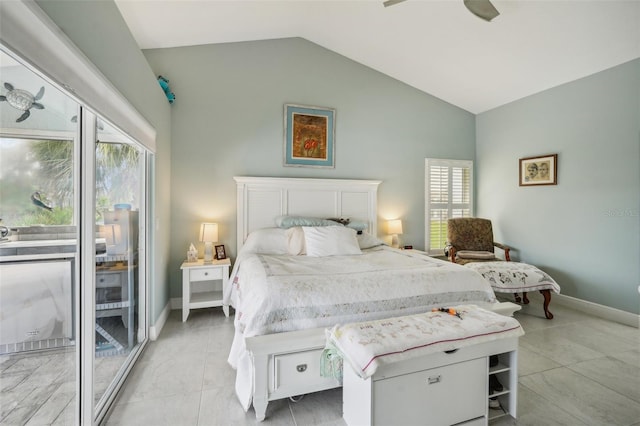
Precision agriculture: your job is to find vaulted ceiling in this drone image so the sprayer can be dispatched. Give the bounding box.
[115,0,640,113]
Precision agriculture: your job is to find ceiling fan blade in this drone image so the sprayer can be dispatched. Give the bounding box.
[464,0,500,22]
[383,0,407,7]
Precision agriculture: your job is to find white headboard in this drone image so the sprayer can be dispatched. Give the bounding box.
[234,176,382,251]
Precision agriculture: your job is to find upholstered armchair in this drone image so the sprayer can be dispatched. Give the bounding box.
[446,218,511,265]
[447,217,557,319]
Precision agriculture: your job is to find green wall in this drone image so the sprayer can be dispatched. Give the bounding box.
[143,38,476,300]
[476,59,640,314]
[36,0,173,325]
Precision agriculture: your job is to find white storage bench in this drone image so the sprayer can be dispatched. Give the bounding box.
[328,306,523,426]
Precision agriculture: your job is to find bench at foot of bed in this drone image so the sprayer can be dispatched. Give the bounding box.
[243,302,521,421]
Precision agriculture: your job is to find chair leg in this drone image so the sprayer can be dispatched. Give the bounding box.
[514,292,529,304]
[540,289,553,319]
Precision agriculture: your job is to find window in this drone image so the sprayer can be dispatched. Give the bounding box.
[425,158,473,255]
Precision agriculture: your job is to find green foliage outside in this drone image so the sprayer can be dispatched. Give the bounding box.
[0,137,140,227]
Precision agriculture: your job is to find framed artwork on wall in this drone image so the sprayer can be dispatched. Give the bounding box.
[284,104,335,168]
[519,154,557,186]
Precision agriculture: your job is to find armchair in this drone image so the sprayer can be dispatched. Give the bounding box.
[446,217,511,264]
[446,217,557,319]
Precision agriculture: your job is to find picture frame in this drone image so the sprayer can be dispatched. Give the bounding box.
[284,104,335,168]
[215,244,226,260]
[519,154,557,186]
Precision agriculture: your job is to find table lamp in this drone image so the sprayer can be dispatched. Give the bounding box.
[102,224,122,255]
[200,222,218,263]
[387,219,403,249]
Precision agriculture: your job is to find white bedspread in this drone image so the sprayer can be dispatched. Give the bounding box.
[327,304,523,379]
[226,246,498,410]
[229,246,497,341]
[464,261,561,294]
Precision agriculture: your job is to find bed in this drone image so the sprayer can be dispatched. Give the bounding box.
[226,176,518,421]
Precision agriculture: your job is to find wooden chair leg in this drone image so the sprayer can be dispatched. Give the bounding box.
[514,292,529,304]
[540,289,553,319]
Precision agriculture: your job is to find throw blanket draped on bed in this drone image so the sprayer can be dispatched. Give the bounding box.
[463,261,561,294]
[325,305,523,379]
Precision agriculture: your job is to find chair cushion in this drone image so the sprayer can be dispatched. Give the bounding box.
[457,250,496,260]
[447,218,495,252]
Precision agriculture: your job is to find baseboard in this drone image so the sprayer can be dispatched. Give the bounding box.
[149,301,171,340]
[525,291,639,328]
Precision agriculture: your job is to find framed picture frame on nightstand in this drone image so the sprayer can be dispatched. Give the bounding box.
[215,244,226,260]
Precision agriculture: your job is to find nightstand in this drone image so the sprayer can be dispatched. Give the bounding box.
[180,258,231,321]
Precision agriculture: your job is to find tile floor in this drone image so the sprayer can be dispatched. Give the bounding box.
[0,316,134,426]
[104,299,640,426]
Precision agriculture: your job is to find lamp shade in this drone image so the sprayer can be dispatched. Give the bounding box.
[387,219,403,235]
[199,223,219,243]
[103,224,122,245]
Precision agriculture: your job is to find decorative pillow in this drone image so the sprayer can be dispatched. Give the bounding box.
[240,228,288,255]
[346,220,368,232]
[326,217,350,226]
[357,232,385,249]
[302,226,362,257]
[285,226,307,255]
[275,215,340,229]
[456,250,496,260]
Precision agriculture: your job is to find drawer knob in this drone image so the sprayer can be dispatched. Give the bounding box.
[296,364,307,373]
[427,375,441,385]
[204,272,208,276]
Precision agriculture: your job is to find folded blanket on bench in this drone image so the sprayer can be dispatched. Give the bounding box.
[324,305,523,379]
[464,261,561,294]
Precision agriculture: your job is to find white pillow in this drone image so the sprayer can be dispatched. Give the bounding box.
[357,232,385,249]
[285,227,307,255]
[240,228,288,255]
[302,226,362,257]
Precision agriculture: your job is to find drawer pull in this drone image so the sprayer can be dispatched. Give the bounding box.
[444,349,458,354]
[296,364,307,373]
[427,375,441,385]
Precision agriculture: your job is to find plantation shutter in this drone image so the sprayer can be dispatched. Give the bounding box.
[425,159,473,255]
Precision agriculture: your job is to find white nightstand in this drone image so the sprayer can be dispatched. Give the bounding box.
[180,258,231,321]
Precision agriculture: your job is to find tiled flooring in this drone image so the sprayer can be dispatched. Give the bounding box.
[0,316,132,426]
[104,299,640,426]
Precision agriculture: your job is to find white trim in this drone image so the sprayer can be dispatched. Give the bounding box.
[0,0,156,152]
[525,291,639,328]
[149,301,172,341]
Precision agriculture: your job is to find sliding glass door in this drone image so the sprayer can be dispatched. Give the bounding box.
[93,120,147,415]
[0,46,150,424]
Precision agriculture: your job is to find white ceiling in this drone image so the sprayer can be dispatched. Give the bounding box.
[115,0,640,114]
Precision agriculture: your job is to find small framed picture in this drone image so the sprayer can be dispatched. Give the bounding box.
[519,154,557,186]
[215,244,226,260]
